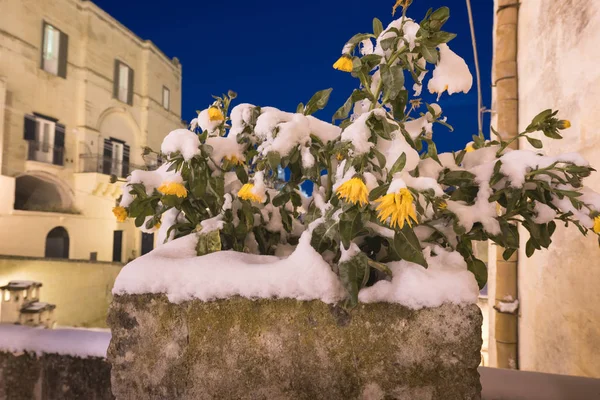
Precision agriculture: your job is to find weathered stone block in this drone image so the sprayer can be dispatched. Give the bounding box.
[108,295,482,399]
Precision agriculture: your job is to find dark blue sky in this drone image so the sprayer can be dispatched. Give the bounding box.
[95,0,493,153]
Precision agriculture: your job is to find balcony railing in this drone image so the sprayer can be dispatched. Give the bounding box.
[78,154,158,178]
[27,140,64,166]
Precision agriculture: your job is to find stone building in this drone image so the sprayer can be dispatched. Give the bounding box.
[0,0,183,262]
[488,0,600,377]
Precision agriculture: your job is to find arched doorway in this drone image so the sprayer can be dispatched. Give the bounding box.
[14,173,73,212]
[45,227,69,258]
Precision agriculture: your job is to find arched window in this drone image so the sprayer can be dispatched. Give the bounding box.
[45,227,69,258]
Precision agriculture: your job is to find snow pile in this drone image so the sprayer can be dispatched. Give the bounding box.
[120,164,182,208]
[359,246,479,309]
[114,231,479,309]
[427,44,473,99]
[0,325,110,358]
[113,231,347,304]
[161,129,201,161]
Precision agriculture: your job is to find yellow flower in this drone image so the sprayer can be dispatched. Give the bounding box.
[392,0,411,15]
[336,153,345,161]
[374,188,417,229]
[333,55,353,72]
[112,206,127,222]
[224,155,243,165]
[438,201,448,210]
[593,216,600,234]
[155,222,161,230]
[238,183,263,203]
[158,182,188,198]
[558,120,571,129]
[336,177,369,206]
[208,106,224,122]
[465,143,475,153]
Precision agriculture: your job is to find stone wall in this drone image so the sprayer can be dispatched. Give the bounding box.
[0,256,122,327]
[515,0,600,377]
[108,295,483,400]
[0,352,112,400]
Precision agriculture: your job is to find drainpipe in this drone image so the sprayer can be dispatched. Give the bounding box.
[493,0,520,369]
[0,76,6,175]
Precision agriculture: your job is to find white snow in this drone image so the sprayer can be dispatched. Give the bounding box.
[499,150,588,188]
[427,44,473,100]
[113,231,347,304]
[340,242,361,261]
[199,215,224,234]
[206,136,245,164]
[120,164,182,208]
[496,299,519,313]
[0,325,110,358]
[341,110,379,154]
[532,201,557,224]
[359,246,479,308]
[161,129,201,161]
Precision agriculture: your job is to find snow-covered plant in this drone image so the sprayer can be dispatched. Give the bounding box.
[114,2,600,307]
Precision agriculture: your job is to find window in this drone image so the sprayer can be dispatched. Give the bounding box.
[102,138,130,177]
[113,60,134,105]
[42,22,68,78]
[111,141,124,177]
[23,114,65,165]
[162,86,170,110]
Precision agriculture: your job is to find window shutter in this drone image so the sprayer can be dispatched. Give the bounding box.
[24,115,36,141]
[103,139,112,174]
[53,123,65,166]
[113,60,119,99]
[127,67,134,105]
[40,22,47,70]
[58,31,68,79]
[122,144,130,177]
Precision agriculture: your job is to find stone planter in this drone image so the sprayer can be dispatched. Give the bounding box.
[107,294,482,399]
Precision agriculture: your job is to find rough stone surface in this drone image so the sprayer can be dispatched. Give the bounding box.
[108,295,483,400]
[0,351,113,400]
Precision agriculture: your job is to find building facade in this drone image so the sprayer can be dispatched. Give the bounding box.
[489,0,600,377]
[0,0,183,262]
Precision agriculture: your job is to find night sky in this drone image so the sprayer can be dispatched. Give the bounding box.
[94,0,493,153]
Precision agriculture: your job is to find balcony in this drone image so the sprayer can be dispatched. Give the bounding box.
[27,140,64,166]
[78,154,158,178]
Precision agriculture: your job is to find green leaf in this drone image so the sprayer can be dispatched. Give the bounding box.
[368,259,392,277]
[420,45,439,64]
[380,64,405,101]
[369,183,390,201]
[304,88,333,116]
[338,252,369,308]
[272,192,290,207]
[280,208,293,233]
[440,170,476,186]
[296,102,304,113]
[339,207,363,249]
[388,153,407,179]
[467,258,488,290]
[525,135,543,149]
[267,152,281,171]
[392,225,428,268]
[234,165,248,184]
[373,18,383,37]
[333,90,367,123]
[196,230,222,256]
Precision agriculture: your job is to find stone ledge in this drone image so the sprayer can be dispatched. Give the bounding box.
[108,294,482,400]
[0,352,113,400]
